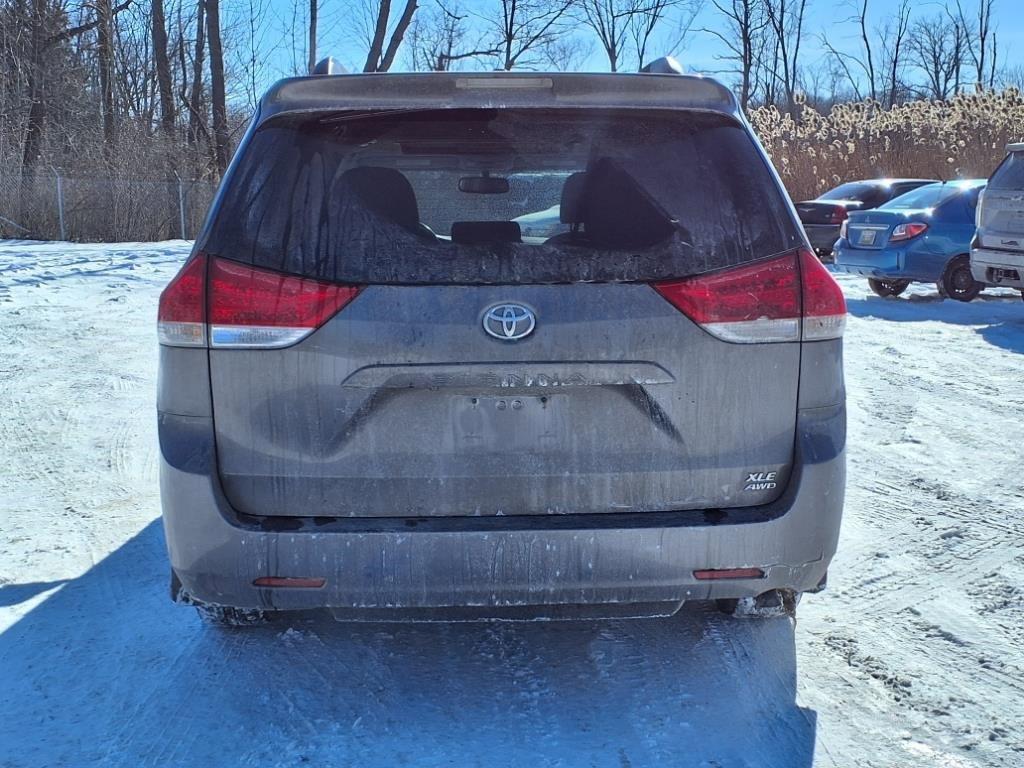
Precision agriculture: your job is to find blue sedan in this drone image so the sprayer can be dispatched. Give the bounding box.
[832,180,987,301]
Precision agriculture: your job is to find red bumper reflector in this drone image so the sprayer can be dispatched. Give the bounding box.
[693,568,765,581]
[253,577,326,588]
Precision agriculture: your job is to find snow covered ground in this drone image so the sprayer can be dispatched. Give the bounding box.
[1,240,1022,767]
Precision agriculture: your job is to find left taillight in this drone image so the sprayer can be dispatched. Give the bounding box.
[158,254,208,347]
[157,254,361,349]
[653,248,846,343]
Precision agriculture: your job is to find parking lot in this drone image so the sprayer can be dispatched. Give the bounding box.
[1,240,1022,767]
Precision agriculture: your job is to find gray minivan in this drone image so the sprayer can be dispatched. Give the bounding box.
[972,142,1024,295]
[157,70,847,625]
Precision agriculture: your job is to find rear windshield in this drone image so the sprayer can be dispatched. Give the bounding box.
[989,151,1024,192]
[819,183,886,205]
[202,108,800,284]
[880,184,964,210]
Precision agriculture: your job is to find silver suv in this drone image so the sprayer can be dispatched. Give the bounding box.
[972,142,1024,294]
[157,70,847,624]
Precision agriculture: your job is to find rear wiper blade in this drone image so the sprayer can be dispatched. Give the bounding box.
[318,108,434,124]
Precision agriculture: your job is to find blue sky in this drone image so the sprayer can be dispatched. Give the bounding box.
[237,0,1024,99]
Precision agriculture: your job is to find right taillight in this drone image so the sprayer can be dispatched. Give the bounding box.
[889,222,928,242]
[653,248,845,343]
[157,254,361,349]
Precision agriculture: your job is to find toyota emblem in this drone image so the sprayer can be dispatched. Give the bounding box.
[482,303,536,341]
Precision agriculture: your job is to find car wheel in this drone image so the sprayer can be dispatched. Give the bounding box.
[195,603,273,627]
[940,256,983,302]
[868,278,911,297]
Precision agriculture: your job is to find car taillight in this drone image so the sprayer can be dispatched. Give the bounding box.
[157,254,361,348]
[799,248,848,340]
[839,219,849,240]
[889,222,928,242]
[208,257,361,348]
[830,206,849,224]
[157,254,207,347]
[653,248,846,343]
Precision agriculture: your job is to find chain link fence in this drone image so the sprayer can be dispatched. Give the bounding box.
[0,172,217,242]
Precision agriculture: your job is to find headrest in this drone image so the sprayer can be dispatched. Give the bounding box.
[338,166,420,231]
[559,172,588,224]
[451,221,522,244]
[582,158,676,249]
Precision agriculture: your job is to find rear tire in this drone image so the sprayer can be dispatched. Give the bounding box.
[868,278,910,297]
[195,604,273,627]
[940,256,983,302]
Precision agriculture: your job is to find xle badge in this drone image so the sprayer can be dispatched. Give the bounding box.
[744,471,777,491]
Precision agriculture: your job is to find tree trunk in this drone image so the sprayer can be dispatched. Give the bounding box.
[364,0,418,72]
[308,0,317,73]
[379,0,418,71]
[153,0,176,137]
[188,0,207,147]
[97,0,116,150]
[207,0,229,175]
[21,0,48,187]
[364,0,393,71]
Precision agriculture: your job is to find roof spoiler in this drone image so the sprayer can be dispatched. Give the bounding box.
[1007,142,1024,153]
[308,55,684,77]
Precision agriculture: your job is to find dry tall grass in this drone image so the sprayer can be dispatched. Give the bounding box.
[749,89,1024,201]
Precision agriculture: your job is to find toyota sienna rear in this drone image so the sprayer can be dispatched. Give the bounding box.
[157,69,847,624]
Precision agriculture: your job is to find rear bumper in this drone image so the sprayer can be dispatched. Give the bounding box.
[832,243,934,281]
[159,405,846,616]
[971,247,1024,288]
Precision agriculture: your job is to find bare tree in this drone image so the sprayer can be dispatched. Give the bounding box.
[484,0,573,71]
[578,0,636,72]
[185,0,206,145]
[818,0,874,102]
[763,0,808,114]
[152,0,175,136]
[308,0,317,72]
[704,0,769,110]
[408,1,496,70]
[206,0,228,174]
[539,28,593,70]
[819,0,910,107]
[580,0,698,72]
[630,0,701,69]
[909,13,967,100]
[19,0,131,179]
[953,0,997,91]
[362,0,419,72]
[879,0,912,106]
[97,0,116,147]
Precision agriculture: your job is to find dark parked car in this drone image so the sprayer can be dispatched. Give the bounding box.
[157,68,847,625]
[797,179,937,258]
[833,180,987,300]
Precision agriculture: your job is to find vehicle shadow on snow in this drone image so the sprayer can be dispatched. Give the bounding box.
[0,522,817,768]
[844,291,1024,354]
